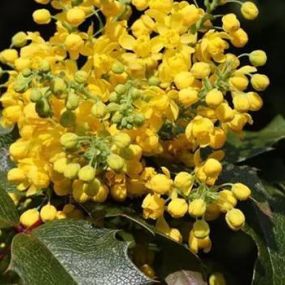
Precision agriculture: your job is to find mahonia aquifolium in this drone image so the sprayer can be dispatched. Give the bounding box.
[0,1,266,275]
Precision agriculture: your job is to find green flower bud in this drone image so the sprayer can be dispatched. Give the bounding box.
[35,98,52,118]
[39,60,50,73]
[60,110,76,127]
[107,103,120,112]
[85,178,101,196]
[111,112,123,124]
[148,76,160,86]
[78,165,96,182]
[14,78,29,93]
[91,101,107,118]
[64,163,81,179]
[130,87,141,99]
[60,132,78,149]
[11,32,28,48]
[133,113,145,126]
[66,93,80,110]
[115,84,127,95]
[30,89,42,103]
[22,68,32,77]
[74,70,88,84]
[107,154,125,171]
[72,0,83,6]
[109,92,119,102]
[112,62,125,74]
[113,133,131,148]
[52,77,67,95]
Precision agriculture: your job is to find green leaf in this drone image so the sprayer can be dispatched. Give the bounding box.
[9,219,152,285]
[0,185,19,228]
[244,184,285,285]
[225,115,285,163]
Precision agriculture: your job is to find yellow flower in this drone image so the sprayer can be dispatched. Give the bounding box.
[222,13,240,33]
[225,208,245,230]
[249,50,267,66]
[251,74,270,91]
[188,199,207,217]
[142,193,165,219]
[191,62,211,79]
[178,88,199,106]
[192,220,210,239]
[20,208,40,228]
[205,89,224,107]
[231,183,251,201]
[0,49,18,64]
[40,204,57,222]
[146,174,172,194]
[230,28,248,48]
[167,198,188,218]
[241,2,259,20]
[217,190,237,213]
[66,7,86,26]
[33,9,51,25]
[174,172,193,194]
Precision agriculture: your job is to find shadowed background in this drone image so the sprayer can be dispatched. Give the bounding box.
[0,0,284,129]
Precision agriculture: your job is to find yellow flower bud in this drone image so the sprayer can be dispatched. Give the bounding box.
[65,34,84,52]
[64,163,81,179]
[210,128,226,149]
[60,133,78,149]
[231,28,248,48]
[78,165,96,182]
[72,180,89,203]
[53,158,67,174]
[188,199,207,217]
[167,198,188,218]
[0,49,18,64]
[217,190,237,213]
[54,179,71,196]
[216,103,235,122]
[85,178,101,196]
[233,93,250,112]
[203,158,222,177]
[251,74,270,91]
[174,72,195,90]
[209,272,226,285]
[91,101,107,118]
[147,174,172,194]
[231,183,251,201]
[249,50,267,67]
[8,168,26,182]
[66,7,85,26]
[92,184,109,202]
[191,62,211,79]
[174,172,193,193]
[132,0,148,11]
[40,204,57,222]
[193,220,210,239]
[12,32,28,47]
[32,9,51,25]
[230,75,249,91]
[248,92,263,111]
[107,154,125,171]
[241,1,259,20]
[35,0,50,4]
[205,89,224,107]
[168,228,183,243]
[225,208,245,230]
[113,133,131,149]
[178,88,199,106]
[222,13,240,33]
[180,4,200,26]
[111,62,125,74]
[142,194,165,220]
[20,209,40,228]
[9,140,29,159]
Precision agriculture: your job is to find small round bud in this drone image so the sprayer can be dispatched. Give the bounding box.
[225,208,245,230]
[39,60,50,72]
[91,101,107,118]
[205,89,224,107]
[60,132,78,149]
[60,110,76,127]
[178,88,199,106]
[167,198,188,218]
[203,158,222,177]
[249,50,267,67]
[32,9,51,24]
[64,34,84,52]
[112,62,125,74]
[66,7,86,26]
[148,76,160,86]
[74,70,88,84]
[66,93,80,110]
[231,183,251,201]
[115,84,127,95]
[192,220,210,239]
[188,199,207,217]
[147,174,172,194]
[133,113,145,126]
[52,77,67,95]
[64,163,81,179]
[53,158,67,174]
[11,32,28,47]
[35,98,52,118]
[85,178,101,196]
[40,204,57,222]
[191,62,211,79]
[174,172,193,193]
[22,68,32,77]
[113,133,131,148]
[35,0,50,4]
[107,154,125,171]
[174,72,194,90]
[241,1,259,20]
[78,165,96,182]
[30,89,42,103]
[20,209,40,228]
[222,13,240,33]
[251,74,270,91]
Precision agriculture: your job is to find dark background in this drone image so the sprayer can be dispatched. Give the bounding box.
[0,0,284,129]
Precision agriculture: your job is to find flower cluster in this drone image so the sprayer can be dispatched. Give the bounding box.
[0,0,268,257]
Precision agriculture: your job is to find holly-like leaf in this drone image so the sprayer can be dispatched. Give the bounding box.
[225,115,285,163]
[9,219,152,285]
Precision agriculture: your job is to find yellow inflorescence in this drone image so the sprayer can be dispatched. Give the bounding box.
[0,0,267,254]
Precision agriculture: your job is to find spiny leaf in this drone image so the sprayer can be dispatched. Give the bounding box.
[9,219,152,285]
[225,115,285,163]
